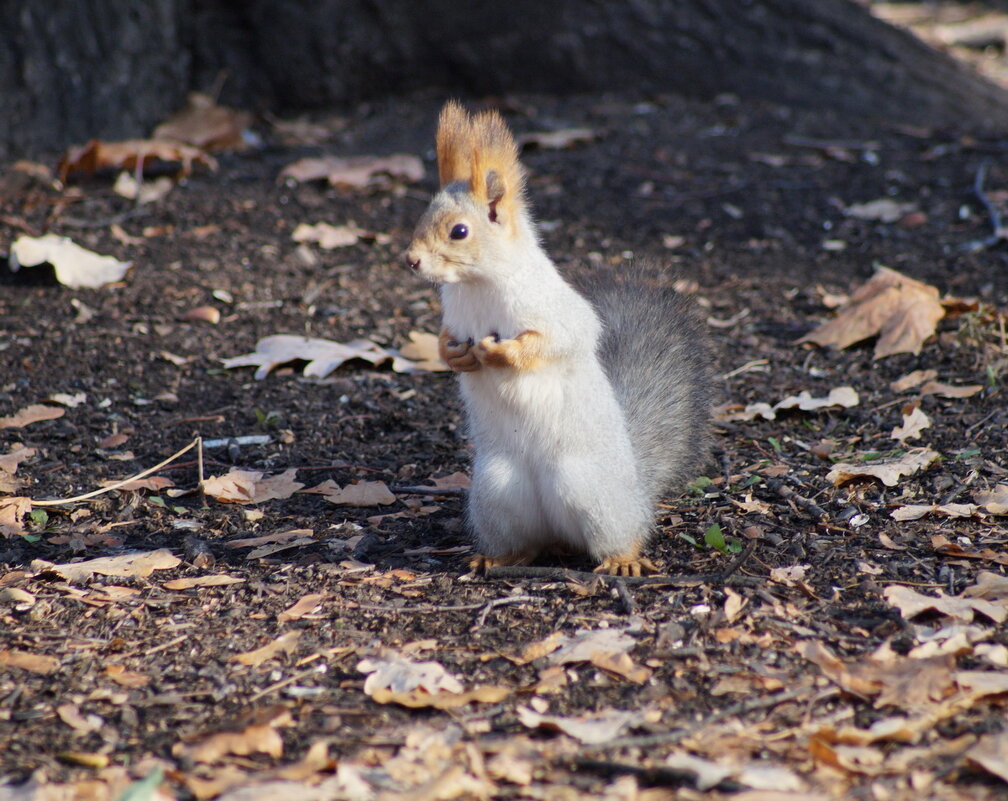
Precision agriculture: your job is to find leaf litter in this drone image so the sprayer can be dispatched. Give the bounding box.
[4,94,1008,801]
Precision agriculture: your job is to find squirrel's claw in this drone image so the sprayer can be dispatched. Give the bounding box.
[439,329,482,372]
[594,555,660,577]
[469,550,539,572]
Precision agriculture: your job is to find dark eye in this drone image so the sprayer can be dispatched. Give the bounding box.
[449,223,469,240]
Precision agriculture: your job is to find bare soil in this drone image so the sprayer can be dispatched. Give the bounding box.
[1,88,1007,799]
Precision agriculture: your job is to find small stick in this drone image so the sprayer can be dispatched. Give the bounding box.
[612,578,636,615]
[767,479,828,520]
[30,437,202,507]
[962,159,1007,252]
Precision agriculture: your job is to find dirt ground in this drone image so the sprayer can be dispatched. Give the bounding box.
[2,66,1008,801]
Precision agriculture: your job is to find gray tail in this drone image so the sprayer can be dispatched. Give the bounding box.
[576,273,712,504]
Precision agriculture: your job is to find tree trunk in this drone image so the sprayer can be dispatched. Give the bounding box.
[1,0,1006,159]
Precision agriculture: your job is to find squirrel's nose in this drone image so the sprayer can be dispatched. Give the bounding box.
[404,251,421,272]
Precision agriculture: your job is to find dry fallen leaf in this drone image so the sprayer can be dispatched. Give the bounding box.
[0,403,65,429]
[891,406,931,442]
[223,334,435,379]
[965,729,1008,784]
[844,198,919,222]
[425,472,471,490]
[31,549,181,583]
[0,446,35,475]
[368,684,511,709]
[826,447,939,487]
[0,648,60,675]
[517,707,656,745]
[278,592,327,622]
[0,497,31,537]
[884,584,1007,624]
[10,234,131,289]
[517,128,597,150]
[233,631,302,667]
[397,331,449,372]
[279,153,424,188]
[201,468,303,504]
[359,656,463,696]
[173,719,287,764]
[797,266,946,359]
[930,534,1008,566]
[153,92,253,152]
[919,380,984,399]
[975,484,1008,515]
[183,305,221,324]
[890,368,938,392]
[321,481,396,507]
[59,138,217,182]
[770,564,811,586]
[714,386,858,422]
[163,575,245,590]
[112,171,174,204]
[890,503,978,521]
[292,221,362,249]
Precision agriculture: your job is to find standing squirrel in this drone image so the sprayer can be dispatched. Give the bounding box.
[405,101,710,576]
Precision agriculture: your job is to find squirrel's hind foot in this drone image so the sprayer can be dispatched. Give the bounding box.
[594,555,659,577]
[469,550,539,572]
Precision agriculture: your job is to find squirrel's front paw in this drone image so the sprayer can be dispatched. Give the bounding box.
[595,555,660,577]
[474,330,544,370]
[438,328,481,372]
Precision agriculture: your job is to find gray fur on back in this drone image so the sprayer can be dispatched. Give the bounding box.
[575,272,712,505]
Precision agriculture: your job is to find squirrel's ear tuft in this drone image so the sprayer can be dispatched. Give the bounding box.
[436,100,473,188]
[469,109,526,226]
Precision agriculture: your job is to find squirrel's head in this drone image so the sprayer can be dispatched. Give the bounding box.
[405,101,528,283]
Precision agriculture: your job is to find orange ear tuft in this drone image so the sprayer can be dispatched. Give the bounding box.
[436,100,474,187]
[469,109,526,222]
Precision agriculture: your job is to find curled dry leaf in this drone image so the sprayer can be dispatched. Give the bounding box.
[153,92,253,152]
[173,721,286,764]
[321,481,396,507]
[59,138,217,182]
[884,583,1007,624]
[931,534,1008,566]
[31,549,181,583]
[965,730,1008,784]
[278,592,327,622]
[233,631,302,667]
[359,656,464,696]
[0,403,64,429]
[99,476,175,492]
[112,171,174,204]
[797,266,946,359]
[201,468,303,504]
[517,128,598,149]
[0,497,31,537]
[517,707,657,745]
[890,503,978,521]
[844,198,919,222]
[223,334,436,379]
[397,331,449,372]
[10,235,131,289]
[0,446,35,475]
[163,575,245,590]
[279,153,424,188]
[826,447,939,487]
[919,380,984,399]
[975,484,1008,514]
[891,406,931,442]
[890,368,938,392]
[714,386,858,422]
[183,305,221,324]
[0,648,60,675]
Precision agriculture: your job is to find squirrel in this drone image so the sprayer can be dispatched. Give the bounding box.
[404,101,711,576]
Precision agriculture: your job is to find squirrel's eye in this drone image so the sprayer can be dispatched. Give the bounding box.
[449,223,469,240]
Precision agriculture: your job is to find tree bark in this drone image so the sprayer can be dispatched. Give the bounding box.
[1,0,1006,159]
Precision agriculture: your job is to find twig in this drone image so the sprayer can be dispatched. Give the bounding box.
[584,685,811,751]
[961,160,1007,252]
[718,539,756,582]
[474,594,543,627]
[392,485,467,496]
[30,437,202,507]
[611,579,636,615]
[767,479,828,520]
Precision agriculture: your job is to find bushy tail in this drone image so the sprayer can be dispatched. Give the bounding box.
[577,273,712,504]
